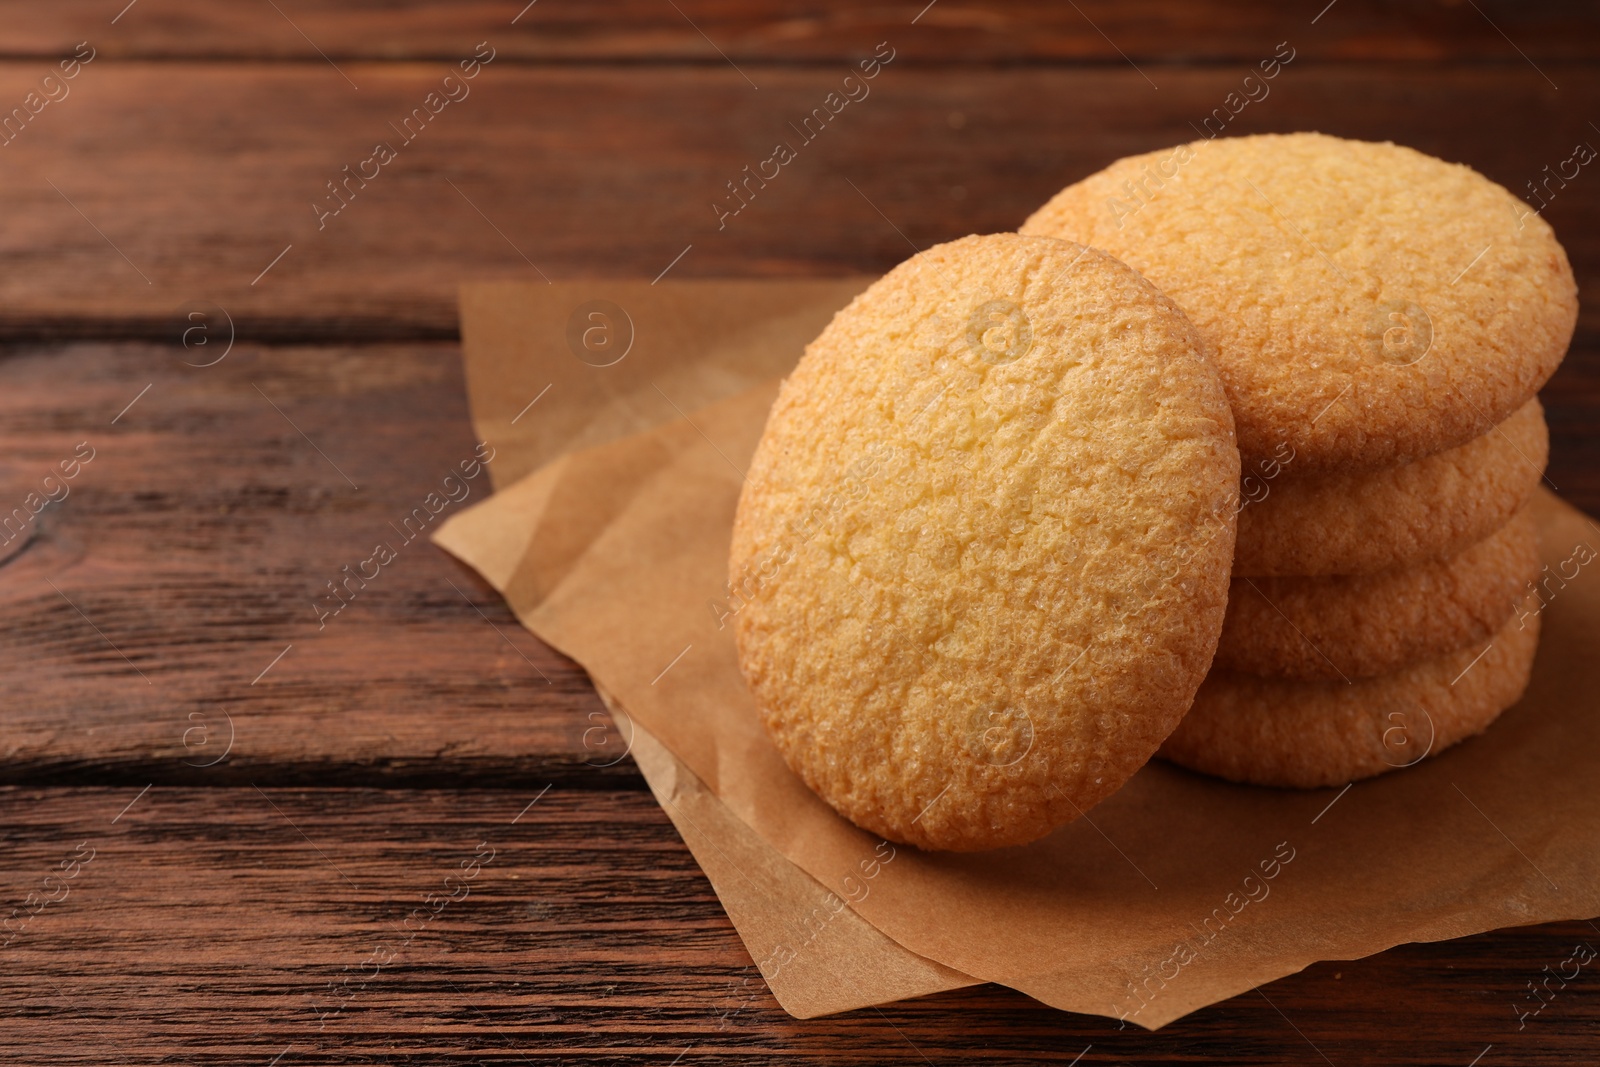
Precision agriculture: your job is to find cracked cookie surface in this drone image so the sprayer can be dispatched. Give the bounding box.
[1218,508,1539,680]
[731,233,1239,851]
[1022,133,1576,475]
[1163,607,1540,788]
[1234,398,1547,576]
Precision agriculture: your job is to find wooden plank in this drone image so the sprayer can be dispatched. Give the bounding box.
[3,1,1599,64]
[2,336,1598,784]
[1545,354,1600,521]
[2,785,1597,1064]
[0,64,1595,338]
[0,340,616,787]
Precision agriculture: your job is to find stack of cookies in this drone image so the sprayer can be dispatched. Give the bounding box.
[730,133,1577,851]
[1022,132,1577,788]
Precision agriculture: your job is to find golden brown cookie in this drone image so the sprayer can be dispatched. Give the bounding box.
[1162,607,1541,788]
[1217,508,1539,681]
[1021,133,1577,475]
[1235,398,1547,576]
[730,233,1240,852]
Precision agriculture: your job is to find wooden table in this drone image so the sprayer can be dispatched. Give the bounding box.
[2,2,1597,1062]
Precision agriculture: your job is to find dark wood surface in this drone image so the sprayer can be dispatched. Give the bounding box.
[0,63,1597,338]
[2,2,1598,1063]
[5,0,1599,63]
[3,785,1598,1066]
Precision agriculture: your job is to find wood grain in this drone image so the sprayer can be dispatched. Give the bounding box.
[0,340,617,788]
[3,785,1597,1065]
[2,1,1597,63]
[0,64,1594,338]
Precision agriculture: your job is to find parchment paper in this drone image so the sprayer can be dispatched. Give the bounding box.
[450,279,976,1018]
[437,280,1600,1028]
[608,696,978,1019]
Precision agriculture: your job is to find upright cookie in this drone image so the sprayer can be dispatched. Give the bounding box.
[731,233,1240,851]
[1163,607,1541,788]
[1235,398,1547,575]
[1217,508,1539,681]
[1022,133,1576,474]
